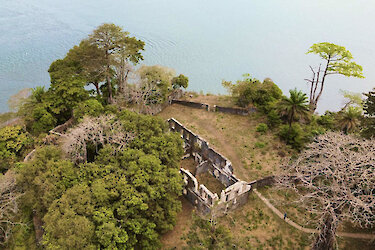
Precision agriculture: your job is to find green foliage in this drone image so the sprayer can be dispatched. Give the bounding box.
[278,89,310,127]
[30,106,57,134]
[18,111,184,249]
[266,109,282,128]
[0,126,31,172]
[256,123,268,134]
[254,141,266,149]
[46,75,89,120]
[278,124,307,150]
[73,99,104,120]
[340,90,363,110]
[317,111,336,130]
[18,87,54,134]
[222,75,282,108]
[184,214,234,250]
[19,72,88,134]
[137,65,176,103]
[88,23,145,103]
[65,40,106,95]
[17,146,78,213]
[172,74,189,89]
[307,42,364,112]
[337,106,362,133]
[307,43,364,78]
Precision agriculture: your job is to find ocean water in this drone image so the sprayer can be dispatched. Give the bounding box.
[1,0,375,113]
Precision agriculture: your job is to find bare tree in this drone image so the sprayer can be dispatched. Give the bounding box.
[277,132,375,249]
[0,171,22,246]
[61,115,135,163]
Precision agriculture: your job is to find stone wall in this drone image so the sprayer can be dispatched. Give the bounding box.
[214,105,257,116]
[169,118,252,216]
[171,99,257,115]
[171,100,209,111]
[248,176,275,188]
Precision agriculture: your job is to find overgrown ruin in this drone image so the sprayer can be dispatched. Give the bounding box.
[168,118,251,216]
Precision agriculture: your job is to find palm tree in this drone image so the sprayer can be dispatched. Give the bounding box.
[278,89,310,127]
[337,106,362,133]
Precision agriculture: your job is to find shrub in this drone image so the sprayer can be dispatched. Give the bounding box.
[317,111,336,130]
[267,109,282,128]
[31,106,57,134]
[254,142,266,148]
[222,75,282,108]
[73,99,104,120]
[0,126,32,172]
[256,123,268,134]
[278,124,307,150]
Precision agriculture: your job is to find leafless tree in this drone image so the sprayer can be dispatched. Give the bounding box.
[277,132,375,249]
[0,171,22,246]
[61,115,135,163]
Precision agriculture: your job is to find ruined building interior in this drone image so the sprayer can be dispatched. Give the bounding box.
[168,118,252,215]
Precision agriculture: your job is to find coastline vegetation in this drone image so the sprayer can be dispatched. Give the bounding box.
[0,23,374,250]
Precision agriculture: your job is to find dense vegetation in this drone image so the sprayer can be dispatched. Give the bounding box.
[0,23,374,249]
[0,23,189,249]
[17,111,183,249]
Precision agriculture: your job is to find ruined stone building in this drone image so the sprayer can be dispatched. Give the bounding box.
[168,118,251,216]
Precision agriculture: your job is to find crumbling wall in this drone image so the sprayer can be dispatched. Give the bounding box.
[248,176,275,188]
[171,100,209,111]
[170,118,252,216]
[214,105,257,116]
[170,99,257,115]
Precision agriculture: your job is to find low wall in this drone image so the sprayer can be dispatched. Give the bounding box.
[171,100,209,110]
[249,176,275,188]
[214,105,257,116]
[171,99,257,115]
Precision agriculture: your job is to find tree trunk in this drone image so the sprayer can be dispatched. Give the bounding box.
[310,59,330,113]
[107,67,113,104]
[312,213,337,250]
[94,82,101,96]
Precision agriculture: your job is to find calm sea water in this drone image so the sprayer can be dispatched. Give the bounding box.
[1,0,375,113]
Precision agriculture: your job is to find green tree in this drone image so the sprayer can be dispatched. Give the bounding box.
[17,146,78,213]
[73,99,104,120]
[65,40,107,96]
[18,111,184,249]
[184,214,233,250]
[137,65,176,103]
[340,90,363,111]
[43,184,96,250]
[172,74,189,89]
[278,89,309,127]
[306,42,364,112]
[18,87,55,134]
[88,23,144,103]
[223,75,282,108]
[0,126,31,172]
[114,36,145,94]
[47,60,90,121]
[337,106,362,134]
[278,123,307,150]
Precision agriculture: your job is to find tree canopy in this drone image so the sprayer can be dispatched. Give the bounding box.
[223,74,282,108]
[17,110,184,249]
[278,89,309,127]
[306,42,364,112]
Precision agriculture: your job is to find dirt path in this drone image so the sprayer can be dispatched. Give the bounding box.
[253,189,375,240]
